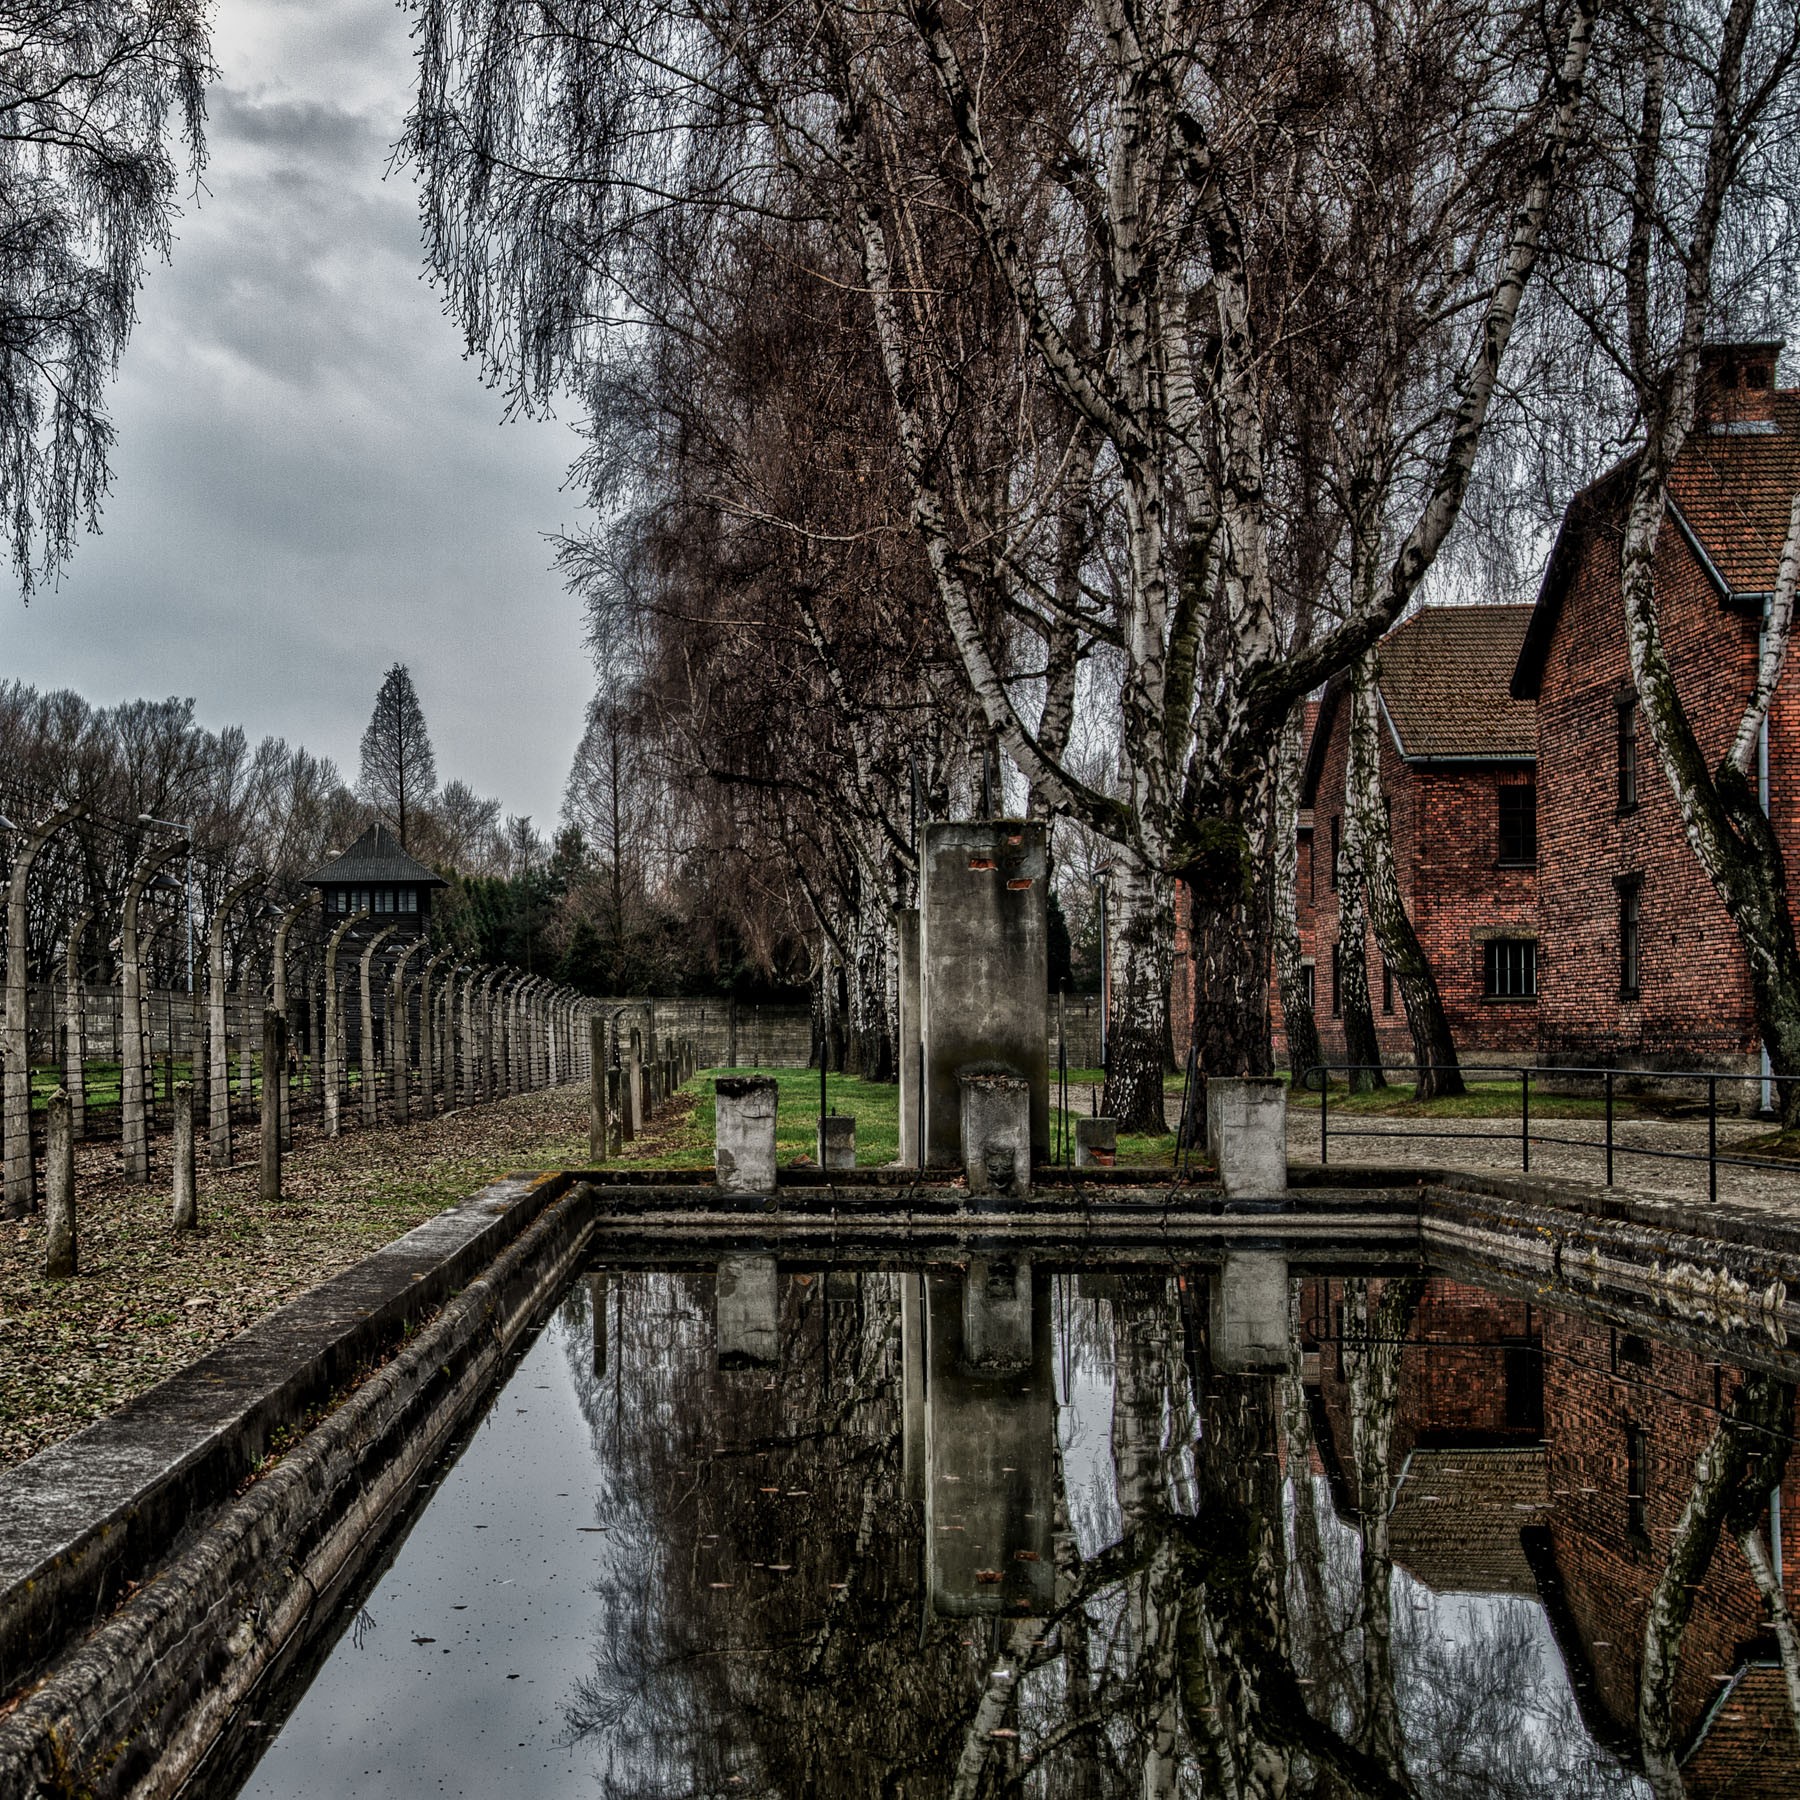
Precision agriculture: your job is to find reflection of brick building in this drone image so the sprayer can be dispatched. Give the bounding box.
[1301,1275,1800,1791]
[1511,340,1800,1083]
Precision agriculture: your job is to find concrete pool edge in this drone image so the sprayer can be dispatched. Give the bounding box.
[0,1172,593,1797]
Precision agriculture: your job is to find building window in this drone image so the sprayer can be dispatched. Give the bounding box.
[1498,783,1536,866]
[1330,944,1342,1017]
[375,888,393,915]
[1381,957,1395,1014]
[332,889,347,913]
[1330,816,1341,891]
[1301,962,1315,1009]
[1625,1424,1650,1540]
[356,889,370,914]
[1617,875,1643,998]
[1617,695,1638,813]
[1484,938,1538,999]
[1503,1337,1545,1433]
[402,887,418,913]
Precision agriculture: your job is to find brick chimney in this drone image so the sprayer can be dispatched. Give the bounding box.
[1699,339,1783,430]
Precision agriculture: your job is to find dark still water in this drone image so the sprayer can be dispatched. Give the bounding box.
[215,1255,1800,1798]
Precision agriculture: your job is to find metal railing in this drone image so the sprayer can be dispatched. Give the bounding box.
[1298,1062,1797,1205]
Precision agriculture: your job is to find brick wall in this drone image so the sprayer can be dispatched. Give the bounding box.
[1534,512,1788,1077]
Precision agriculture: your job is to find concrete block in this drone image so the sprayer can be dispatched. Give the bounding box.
[960,1069,1031,1198]
[961,1256,1032,1370]
[817,1114,855,1171]
[1074,1116,1117,1168]
[716,1254,779,1367]
[1209,1251,1291,1372]
[714,1075,779,1192]
[1206,1077,1288,1199]
[919,823,1049,1166]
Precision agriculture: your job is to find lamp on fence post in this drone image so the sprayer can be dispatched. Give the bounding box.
[2,802,86,1218]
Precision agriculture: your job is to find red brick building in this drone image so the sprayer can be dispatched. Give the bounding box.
[1284,604,1540,1069]
[1511,341,1800,1088]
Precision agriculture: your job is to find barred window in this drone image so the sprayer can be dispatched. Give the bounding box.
[1617,875,1643,998]
[1301,963,1315,1009]
[1381,957,1395,1015]
[1483,938,1537,999]
[1498,783,1537,865]
[1626,1424,1650,1539]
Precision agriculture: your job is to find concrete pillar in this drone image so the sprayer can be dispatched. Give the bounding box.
[625,1027,644,1138]
[959,1069,1032,1199]
[63,910,91,1144]
[895,908,921,1168]
[358,925,397,1127]
[206,878,256,1170]
[901,1273,925,1502]
[43,1090,74,1278]
[923,1269,1055,1616]
[918,823,1049,1168]
[1208,1252,1291,1373]
[716,1254,779,1366]
[817,1114,855,1170]
[714,1075,778,1191]
[321,910,368,1137]
[120,839,186,1186]
[3,803,85,1217]
[962,1256,1033,1369]
[588,1013,610,1163]
[171,1081,197,1231]
[1075,1117,1117,1168]
[1206,1077,1288,1199]
[260,1010,285,1203]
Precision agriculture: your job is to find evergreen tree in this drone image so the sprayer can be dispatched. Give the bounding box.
[358,664,437,848]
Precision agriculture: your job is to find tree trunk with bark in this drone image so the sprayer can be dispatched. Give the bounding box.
[1105,854,1175,1133]
[1350,654,1465,1098]
[1273,708,1324,1085]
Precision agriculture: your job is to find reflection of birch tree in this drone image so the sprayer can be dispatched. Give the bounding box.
[1639,1371,1798,1796]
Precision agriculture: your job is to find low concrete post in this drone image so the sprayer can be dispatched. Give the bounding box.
[43,1090,75,1278]
[959,1069,1032,1199]
[1208,1252,1291,1372]
[1205,1078,1288,1200]
[260,1010,285,1203]
[588,1013,609,1163]
[171,1082,197,1231]
[817,1115,856,1171]
[1075,1117,1118,1168]
[716,1254,779,1366]
[714,1075,778,1192]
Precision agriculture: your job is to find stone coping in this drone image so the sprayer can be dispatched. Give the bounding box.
[0,1169,573,1700]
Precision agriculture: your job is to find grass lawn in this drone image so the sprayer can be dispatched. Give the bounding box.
[614,1067,1185,1171]
[1283,1074,1612,1120]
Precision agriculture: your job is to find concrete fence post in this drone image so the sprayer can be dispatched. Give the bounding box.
[588,1013,610,1163]
[321,910,368,1136]
[63,909,92,1144]
[714,1075,778,1192]
[43,1089,75,1277]
[171,1081,197,1231]
[207,877,259,1170]
[270,892,318,1152]
[120,837,187,1187]
[389,939,426,1125]
[260,1009,285,1203]
[818,1115,855,1170]
[358,924,398,1126]
[626,1027,644,1138]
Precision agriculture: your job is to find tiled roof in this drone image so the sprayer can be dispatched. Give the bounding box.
[1514,383,1800,698]
[1299,604,1536,804]
[303,823,445,888]
[1683,1664,1800,1798]
[1387,1446,1548,1596]
[1374,605,1538,760]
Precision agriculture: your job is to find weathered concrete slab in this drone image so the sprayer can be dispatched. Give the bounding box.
[0,1170,573,1700]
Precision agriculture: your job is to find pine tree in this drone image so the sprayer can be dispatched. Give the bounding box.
[358,664,437,848]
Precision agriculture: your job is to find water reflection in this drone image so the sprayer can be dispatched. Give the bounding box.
[229,1257,1800,1798]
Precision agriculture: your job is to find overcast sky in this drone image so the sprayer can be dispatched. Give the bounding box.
[0,0,595,828]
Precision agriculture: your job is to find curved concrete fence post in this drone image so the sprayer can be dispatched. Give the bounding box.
[43,1089,74,1276]
[588,1011,610,1162]
[320,909,369,1136]
[479,969,501,1102]
[3,802,85,1216]
[260,1009,285,1203]
[62,908,93,1142]
[206,876,261,1170]
[358,925,399,1126]
[171,1081,197,1229]
[388,938,427,1124]
[119,837,187,1187]
[418,951,450,1118]
[270,892,318,1151]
